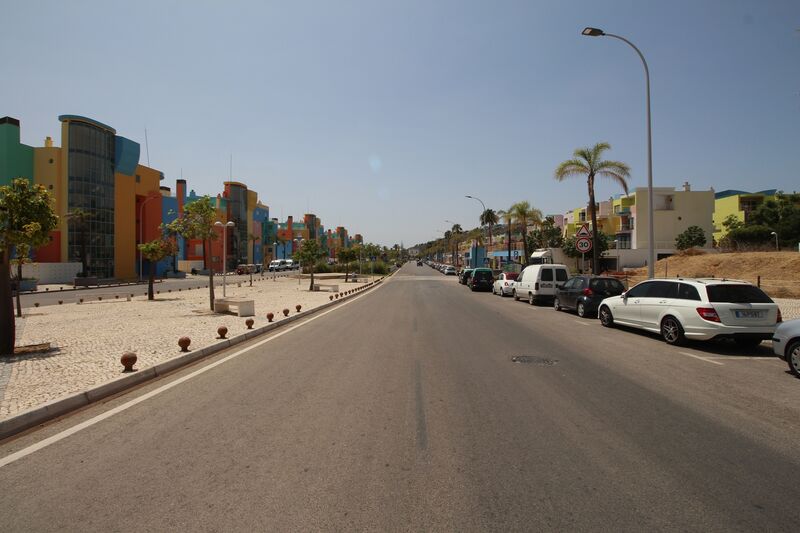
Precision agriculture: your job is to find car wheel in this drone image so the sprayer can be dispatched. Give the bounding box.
[528,293,535,305]
[577,301,587,318]
[513,290,519,301]
[661,316,686,346]
[554,297,561,311]
[599,306,614,328]
[787,340,800,378]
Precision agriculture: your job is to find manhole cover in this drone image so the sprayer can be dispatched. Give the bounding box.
[511,356,558,366]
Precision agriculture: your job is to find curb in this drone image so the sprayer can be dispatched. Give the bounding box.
[0,275,391,441]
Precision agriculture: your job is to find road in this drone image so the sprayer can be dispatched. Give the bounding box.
[18,272,293,308]
[2,263,799,531]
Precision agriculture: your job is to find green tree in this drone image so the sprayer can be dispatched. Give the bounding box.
[337,246,358,282]
[747,192,800,248]
[497,208,515,268]
[293,239,326,290]
[138,238,177,300]
[508,201,543,266]
[66,208,92,276]
[166,196,219,310]
[563,232,611,272]
[0,178,59,355]
[528,216,564,250]
[675,226,707,250]
[11,242,32,318]
[554,142,630,275]
[480,208,499,254]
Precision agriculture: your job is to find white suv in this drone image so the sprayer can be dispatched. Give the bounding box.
[597,278,782,346]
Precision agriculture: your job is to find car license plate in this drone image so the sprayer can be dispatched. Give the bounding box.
[734,310,765,318]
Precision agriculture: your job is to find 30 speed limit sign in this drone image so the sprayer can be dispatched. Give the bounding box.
[575,237,593,253]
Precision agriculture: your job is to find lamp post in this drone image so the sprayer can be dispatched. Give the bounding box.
[582,27,654,279]
[272,241,278,280]
[138,193,161,282]
[295,237,303,286]
[770,231,779,251]
[214,221,235,297]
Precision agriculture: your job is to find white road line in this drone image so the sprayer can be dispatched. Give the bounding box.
[573,320,590,326]
[705,356,777,361]
[679,351,725,366]
[0,282,384,469]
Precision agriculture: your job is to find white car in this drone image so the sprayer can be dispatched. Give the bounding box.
[444,266,457,275]
[598,278,781,346]
[772,318,800,377]
[492,272,519,296]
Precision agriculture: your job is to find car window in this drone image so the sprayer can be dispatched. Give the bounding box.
[505,272,518,281]
[706,284,773,303]
[644,281,679,299]
[541,268,553,281]
[591,278,625,294]
[677,283,701,301]
[555,269,568,282]
[474,271,491,280]
[562,278,575,289]
[573,278,585,290]
[626,282,650,298]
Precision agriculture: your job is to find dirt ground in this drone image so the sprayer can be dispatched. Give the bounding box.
[624,251,800,298]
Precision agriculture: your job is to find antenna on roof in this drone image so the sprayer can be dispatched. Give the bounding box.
[144,128,151,167]
[229,154,233,181]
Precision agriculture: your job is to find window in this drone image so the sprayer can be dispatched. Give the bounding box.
[48,158,54,164]
[706,284,772,303]
[678,283,701,301]
[541,268,553,281]
[562,278,576,289]
[135,175,141,183]
[644,281,678,299]
[573,278,585,290]
[591,278,625,295]
[556,269,568,282]
[626,282,651,298]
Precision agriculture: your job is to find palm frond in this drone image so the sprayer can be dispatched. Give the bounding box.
[590,142,611,164]
[596,159,631,195]
[554,159,589,180]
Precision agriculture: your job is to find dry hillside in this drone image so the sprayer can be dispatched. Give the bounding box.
[625,251,800,298]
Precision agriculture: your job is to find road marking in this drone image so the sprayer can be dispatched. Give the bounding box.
[679,351,724,366]
[0,282,385,469]
[705,356,776,361]
[573,320,590,326]
[414,361,428,452]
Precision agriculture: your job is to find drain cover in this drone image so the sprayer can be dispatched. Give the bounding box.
[511,356,558,365]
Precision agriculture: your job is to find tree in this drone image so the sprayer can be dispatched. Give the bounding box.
[337,247,358,282]
[66,208,92,276]
[675,226,707,251]
[0,178,59,355]
[138,238,177,300]
[497,208,515,268]
[563,231,611,272]
[11,242,33,318]
[555,142,630,275]
[528,216,564,250]
[166,196,219,310]
[747,192,800,248]
[480,209,499,262]
[293,239,325,290]
[450,224,463,266]
[508,201,543,266]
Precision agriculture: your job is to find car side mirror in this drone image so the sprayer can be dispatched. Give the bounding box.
[621,292,628,300]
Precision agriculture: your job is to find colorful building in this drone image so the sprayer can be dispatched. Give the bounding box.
[712,189,778,243]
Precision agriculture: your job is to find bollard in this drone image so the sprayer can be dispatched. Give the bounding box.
[282,308,289,317]
[58,300,63,305]
[245,318,254,329]
[217,326,228,339]
[296,304,302,312]
[178,337,191,352]
[121,352,137,372]
[34,303,40,308]
[330,295,333,301]
[267,312,274,322]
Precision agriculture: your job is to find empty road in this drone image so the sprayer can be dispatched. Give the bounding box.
[2,263,799,531]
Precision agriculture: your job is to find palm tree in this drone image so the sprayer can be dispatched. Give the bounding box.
[509,201,543,266]
[480,208,499,267]
[554,142,630,274]
[497,208,514,268]
[450,224,463,266]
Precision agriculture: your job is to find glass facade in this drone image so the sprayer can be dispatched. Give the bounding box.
[226,184,248,270]
[67,121,116,278]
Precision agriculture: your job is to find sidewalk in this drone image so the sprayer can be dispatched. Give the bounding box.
[1,275,374,420]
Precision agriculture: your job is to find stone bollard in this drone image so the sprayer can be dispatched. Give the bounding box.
[296,304,302,313]
[282,308,289,317]
[330,295,333,301]
[34,302,40,308]
[178,336,191,352]
[217,326,228,339]
[267,312,274,322]
[98,297,102,301]
[58,300,63,305]
[246,318,254,329]
[78,298,83,304]
[121,352,137,372]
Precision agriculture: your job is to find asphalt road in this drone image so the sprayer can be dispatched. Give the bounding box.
[2,263,799,531]
[18,272,293,308]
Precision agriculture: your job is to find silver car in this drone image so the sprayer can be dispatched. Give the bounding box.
[772,318,800,378]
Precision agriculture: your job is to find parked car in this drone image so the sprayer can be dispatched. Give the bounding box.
[268,260,281,271]
[460,268,475,285]
[554,275,626,318]
[284,259,297,270]
[468,268,494,292]
[417,260,423,266]
[512,264,570,304]
[772,318,800,377]
[598,278,782,346]
[492,272,519,297]
[444,265,457,275]
[236,264,257,275]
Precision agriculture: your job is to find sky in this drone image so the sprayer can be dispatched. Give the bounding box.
[2,0,798,247]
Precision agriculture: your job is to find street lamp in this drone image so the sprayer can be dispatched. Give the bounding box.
[138,193,161,282]
[214,221,235,297]
[583,27,655,279]
[770,231,779,251]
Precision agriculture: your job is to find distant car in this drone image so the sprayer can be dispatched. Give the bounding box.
[772,318,800,377]
[492,272,518,296]
[468,268,494,292]
[554,275,626,318]
[284,259,297,270]
[444,266,457,275]
[598,278,781,346]
[459,268,474,285]
[417,260,423,266]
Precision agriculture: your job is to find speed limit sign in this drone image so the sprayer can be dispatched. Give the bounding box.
[575,237,593,253]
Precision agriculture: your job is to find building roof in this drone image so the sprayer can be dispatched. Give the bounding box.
[58,115,116,134]
[714,189,777,199]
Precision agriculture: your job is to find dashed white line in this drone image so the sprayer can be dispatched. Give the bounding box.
[679,351,725,366]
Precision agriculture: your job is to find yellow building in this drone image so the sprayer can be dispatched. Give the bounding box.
[712,189,777,243]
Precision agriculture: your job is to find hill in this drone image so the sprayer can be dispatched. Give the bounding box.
[625,251,800,298]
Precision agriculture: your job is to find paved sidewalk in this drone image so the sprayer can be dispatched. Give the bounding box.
[1,275,373,419]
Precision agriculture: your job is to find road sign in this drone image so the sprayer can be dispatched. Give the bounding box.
[575,237,593,253]
[576,224,592,238]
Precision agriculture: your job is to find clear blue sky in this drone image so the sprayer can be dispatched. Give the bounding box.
[2,0,798,246]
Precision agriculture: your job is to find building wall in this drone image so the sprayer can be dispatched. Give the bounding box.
[633,187,715,251]
[32,145,63,262]
[0,118,34,186]
[132,165,164,279]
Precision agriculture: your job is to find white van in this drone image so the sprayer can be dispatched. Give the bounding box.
[268,260,282,272]
[284,259,296,270]
[512,264,570,305]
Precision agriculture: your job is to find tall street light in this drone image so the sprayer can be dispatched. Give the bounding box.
[583,27,655,279]
[770,231,779,251]
[214,220,235,297]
